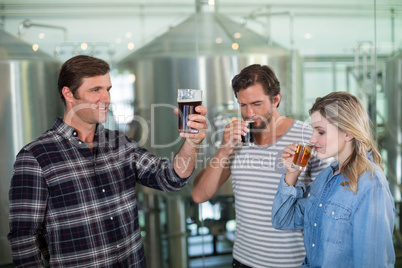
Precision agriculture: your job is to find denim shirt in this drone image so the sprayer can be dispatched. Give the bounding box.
[272,157,395,267]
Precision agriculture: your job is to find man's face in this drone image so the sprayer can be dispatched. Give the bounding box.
[237,83,279,129]
[69,73,112,126]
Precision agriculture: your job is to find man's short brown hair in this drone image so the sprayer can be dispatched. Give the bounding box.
[58,55,110,106]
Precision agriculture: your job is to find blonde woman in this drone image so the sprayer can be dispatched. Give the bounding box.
[272,91,395,267]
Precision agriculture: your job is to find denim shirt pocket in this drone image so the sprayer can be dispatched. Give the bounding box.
[323,202,352,249]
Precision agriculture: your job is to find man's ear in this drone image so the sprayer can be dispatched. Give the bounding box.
[273,93,281,108]
[62,87,73,103]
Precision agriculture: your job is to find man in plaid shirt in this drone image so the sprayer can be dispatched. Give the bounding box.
[8,55,207,267]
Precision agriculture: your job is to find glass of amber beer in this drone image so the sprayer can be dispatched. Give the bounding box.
[291,141,314,171]
[177,89,202,133]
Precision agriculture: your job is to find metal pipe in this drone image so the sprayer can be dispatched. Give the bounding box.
[2,9,400,19]
[1,2,397,10]
[371,0,377,135]
[332,60,337,92]
[18,19,68,41]
[166,196,188,268]
[376,112,402,149]
[354,41,373,84]
[54,41,115,61]
[242,9,298,117]
[242,11,295,49]
[143,193,163,268]
[391,8,395,54]
[0,4,4,28]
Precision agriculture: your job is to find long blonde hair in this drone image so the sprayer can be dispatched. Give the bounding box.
[309,91,383,194]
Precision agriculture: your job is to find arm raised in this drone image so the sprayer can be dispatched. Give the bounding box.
[192,120,248,203]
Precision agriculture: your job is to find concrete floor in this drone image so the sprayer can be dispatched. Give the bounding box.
[2,247,402,268]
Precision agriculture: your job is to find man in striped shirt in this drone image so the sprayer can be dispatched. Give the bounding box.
[8,55,207,267]
[192,64,331,268]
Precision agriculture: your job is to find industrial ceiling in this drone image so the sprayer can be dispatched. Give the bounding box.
[0,0,401,63]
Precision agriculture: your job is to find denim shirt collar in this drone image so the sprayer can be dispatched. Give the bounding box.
[330,160,339,173]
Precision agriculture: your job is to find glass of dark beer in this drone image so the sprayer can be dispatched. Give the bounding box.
[241,120,255,146]
[177,89,202,133]
[291,141,314,171]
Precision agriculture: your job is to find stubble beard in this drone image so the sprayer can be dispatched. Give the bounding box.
[253,109,273,130]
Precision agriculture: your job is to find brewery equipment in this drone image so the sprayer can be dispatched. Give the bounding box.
[117,0,302,267]
[383,51,402,204]
[0,28,63,264]
[118,2,301,160]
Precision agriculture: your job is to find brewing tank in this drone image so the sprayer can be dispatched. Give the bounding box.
[118,6,301,161]
[0,28,63,264]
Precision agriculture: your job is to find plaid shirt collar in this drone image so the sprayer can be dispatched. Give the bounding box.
[53,117,105,147]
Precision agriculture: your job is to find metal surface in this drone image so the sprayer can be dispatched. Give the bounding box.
[118,12,299,160]
[117,1,301,267]
[142,191,163,268]
[166,196,188,268]
[383,51,402,202]
[0,28,63,264]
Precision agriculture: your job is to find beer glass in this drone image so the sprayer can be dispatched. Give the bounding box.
[241,121,255,146]
[291,141,314,171]
[177,89,202,133]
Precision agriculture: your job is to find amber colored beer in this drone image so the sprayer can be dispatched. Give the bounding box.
[241,121,255,146]
[292,142,314,171]
[178,100,202,133]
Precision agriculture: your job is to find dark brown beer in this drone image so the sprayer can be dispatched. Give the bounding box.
[292,143,314,171]
[241,121,255,146]
[178,100,202,133]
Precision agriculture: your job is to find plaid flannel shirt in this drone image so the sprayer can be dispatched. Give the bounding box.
[8,118,189,267]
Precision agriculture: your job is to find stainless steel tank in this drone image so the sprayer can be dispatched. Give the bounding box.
[117,1,302,267]
[0,28,63,264]
[118,4,300,160]
[383,51,402,202]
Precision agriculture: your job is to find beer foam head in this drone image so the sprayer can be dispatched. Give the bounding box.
[177,89,202,102]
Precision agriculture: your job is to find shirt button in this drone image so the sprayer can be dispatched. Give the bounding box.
[78,141,82,145]
[314,223,317,227]
[117,245,120,248]
[319,203,323,207]
[68,138,71,141]
[110,217,113,220]
[102,189,106,193]
[312,244,315,247]
[332,211,335,215]
[73,132,77,136]
[308,193,311,197]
